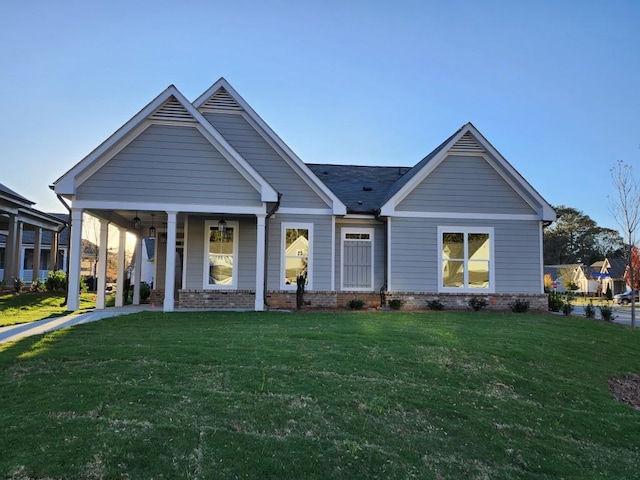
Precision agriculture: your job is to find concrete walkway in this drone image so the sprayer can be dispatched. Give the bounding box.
[0,306,153,344]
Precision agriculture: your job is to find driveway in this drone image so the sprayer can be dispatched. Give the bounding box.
[0,306,153,344]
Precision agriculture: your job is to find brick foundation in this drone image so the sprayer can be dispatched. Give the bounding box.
[384,292,548,312]
[179,290,255,309]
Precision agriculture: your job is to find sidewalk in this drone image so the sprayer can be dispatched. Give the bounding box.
[0,306,153,344]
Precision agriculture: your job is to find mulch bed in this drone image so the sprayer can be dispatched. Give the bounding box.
[608,374,640,410]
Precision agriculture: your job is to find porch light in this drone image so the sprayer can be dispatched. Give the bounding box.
[132,211,141,230]
[217,218,227,233]
[149,214,156,238]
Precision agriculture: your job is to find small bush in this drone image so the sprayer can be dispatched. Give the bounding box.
[427,299,444,311]
[46,270,67,292]
[388,299,403,310]
[584,301,596,319]
[562,302,573,316]
[548,292,564,312]
[140,282,151,301]
[469,297,488,311]
[30,279,46,293]
[509,299,530,313]
[13,277,24,294]
[80,277,89,294]
[599,304,615,322]
[347,299,365,310]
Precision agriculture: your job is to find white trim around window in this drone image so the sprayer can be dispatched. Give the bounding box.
[280,223,313,290]
[437,226,495,293]
[203,220,239,289]
[341,227,374,291]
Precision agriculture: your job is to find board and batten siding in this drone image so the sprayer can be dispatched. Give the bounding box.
[76,124,262,206]
[390,217,542,294]
[203,113,330,210]
[396,155,538,215]
[183,216,258,290]
[334,221,386,291]
[266,214,333,291]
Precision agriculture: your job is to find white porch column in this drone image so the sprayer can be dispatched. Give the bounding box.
[163,211,177,312]
[4,214,17,283]
[255,214,266,311]
[13,221,24,281]
[33,227,42,282]
[96,219,109,310]
[115,228,127,307]
[49,230,59,271]
[132,235,143,305]
[67,209,83,311]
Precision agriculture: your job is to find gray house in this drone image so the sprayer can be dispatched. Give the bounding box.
[53,78,555,312]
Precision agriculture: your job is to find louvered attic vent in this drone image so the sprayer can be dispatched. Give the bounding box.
[150,96,195,122]
[450,132,485,152]
[200,88,243,111]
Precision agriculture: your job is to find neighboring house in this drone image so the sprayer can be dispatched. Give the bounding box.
[52,78,556,312]
[600,257,629,295]
[544,264,599,295]
[0,183,67,284]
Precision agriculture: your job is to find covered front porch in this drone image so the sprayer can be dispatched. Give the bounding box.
[65,208,268,313]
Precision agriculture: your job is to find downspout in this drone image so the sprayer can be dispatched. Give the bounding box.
[374,208,388,307]
[263,193,282,308]
[51,187,72,306]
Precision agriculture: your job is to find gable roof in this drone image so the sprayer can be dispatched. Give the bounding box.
[194,78,347,215]
[602,257,627,279]
[53,85,278,203]
[307,164,410,214]
[379,122,556,221]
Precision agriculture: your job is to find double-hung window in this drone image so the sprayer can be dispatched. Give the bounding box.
[281,223,313,290]
[341,228,374,291]
[203,220,238,289]
[438,226,494,292]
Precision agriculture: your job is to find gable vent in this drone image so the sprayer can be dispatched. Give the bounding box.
[200,88,243,111]
[450,132,485,153]
[150,96,195,122]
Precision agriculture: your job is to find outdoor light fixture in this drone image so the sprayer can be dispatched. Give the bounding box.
[132,211,141,230]
[149,214,156,238]
[217,217,227,233]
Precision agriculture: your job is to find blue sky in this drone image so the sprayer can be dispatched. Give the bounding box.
[1,0,638,231]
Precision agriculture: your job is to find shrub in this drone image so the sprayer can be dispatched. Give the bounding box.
[562,302,573,316]
[584,301,596,319]
[548,291,564,312]
[427,299,444,311]
[13,277,24,294]
[469,297,488,311]
[46,270,67,292]
[30,279,45,293]
[599,304,615,322]
[605,284,613,301]
[388,299,403,310]
[140,282,151,301]
[347,299,365,310]
[79,277,89,294]
[296,273,306,310]
[509,299,530,313]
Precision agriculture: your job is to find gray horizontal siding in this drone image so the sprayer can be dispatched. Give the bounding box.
[390,218,542,294]
[397,155,537,214]
[266,213,333,291]
[204,113,330,210]
[335,221,386,291]
[77,124,262,206]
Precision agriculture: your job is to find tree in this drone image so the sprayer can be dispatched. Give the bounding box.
[624,246,640,290]
[609,160,640,328]
[543,205,622,265]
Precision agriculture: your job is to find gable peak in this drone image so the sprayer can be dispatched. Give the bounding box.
[450,131,485,153]
[149,95,196,122]
[198,87,243,112]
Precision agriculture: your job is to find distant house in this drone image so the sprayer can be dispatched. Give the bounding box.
[600,257,628,295]
[52,78,556,312]
[0,183,67,284]
[544,264,599,295]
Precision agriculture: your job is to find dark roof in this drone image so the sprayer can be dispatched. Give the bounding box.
[307,164,410,214]
[0,183,34,205]
[605,257,627,279]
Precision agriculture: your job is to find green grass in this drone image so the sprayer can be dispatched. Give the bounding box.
[1,311,640,479]
[0,292,97,327]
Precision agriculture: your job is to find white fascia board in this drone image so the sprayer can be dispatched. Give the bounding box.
[53,85,183,195]
[276,207,333,215]
[391,211,543,221]
[71,200,267,215]
[194,78,346,215]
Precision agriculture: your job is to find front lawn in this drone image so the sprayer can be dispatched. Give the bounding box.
[0,292,96,327]
[1,311,639,479]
